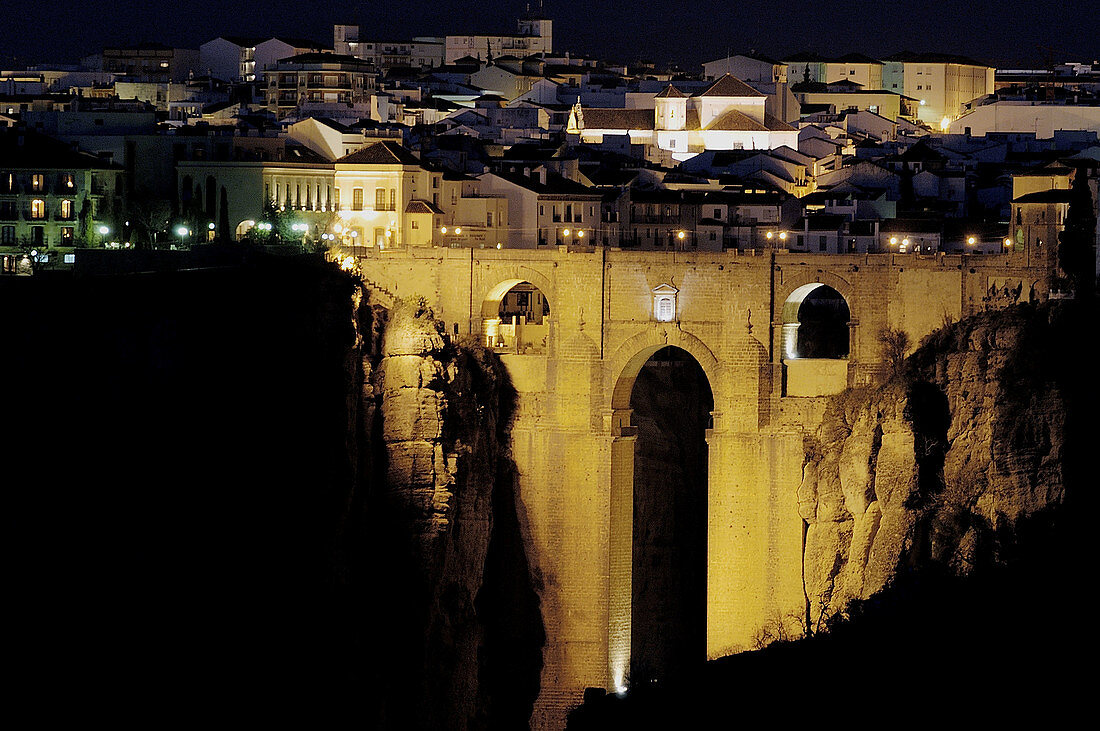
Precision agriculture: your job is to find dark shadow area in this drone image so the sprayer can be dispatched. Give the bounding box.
[796,286,850,358]
[354,314,545,729]
[1,255,364,709]
[629,346,712,684]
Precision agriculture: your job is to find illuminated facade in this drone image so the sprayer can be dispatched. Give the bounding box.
[568,75,799,162]
[881,53,995,126]
[333,142,505,249]
[0,127,121,271]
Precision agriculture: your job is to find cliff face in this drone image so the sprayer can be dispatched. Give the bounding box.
[799,304,1075,626]
[361,297,543,731]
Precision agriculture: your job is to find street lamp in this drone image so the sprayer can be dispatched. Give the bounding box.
[176,225,189,248]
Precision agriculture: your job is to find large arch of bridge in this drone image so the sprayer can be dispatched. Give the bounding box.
[608,327,721,411]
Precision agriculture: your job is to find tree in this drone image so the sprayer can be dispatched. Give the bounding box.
[218,187,231,243]
[1057,168,1097,299]
[879,327,910,378]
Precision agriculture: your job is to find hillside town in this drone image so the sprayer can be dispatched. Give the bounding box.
[2,9,1099,289]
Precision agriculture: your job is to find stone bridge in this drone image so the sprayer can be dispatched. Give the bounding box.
[351,245,1043,727]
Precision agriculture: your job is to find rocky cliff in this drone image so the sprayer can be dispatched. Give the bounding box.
[359,297,543,730]
[799,301,1084,627]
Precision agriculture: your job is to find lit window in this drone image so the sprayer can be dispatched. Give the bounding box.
[61,199,73,219]
[31,199,46,219]
[62,173,74,189]
[32,174,45,191]
[64,253,76,264]
[61,227,74,244]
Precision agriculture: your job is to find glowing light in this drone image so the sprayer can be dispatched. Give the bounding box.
[766,231,774,240]
[778,231,787,241]
[176,226,188,236]
[967,236,976,245]
[440,226,448,234]
[940,116,951,132]
[562,228,570,236]
[677,230,685,240]
[340,256,356,271]
[97,225,109,235]
[902,238,909,246]
[334,223,343,233]
[577,230,585,238]
[1004,238,1012,247]
[496,243,502,249]
[454,227,462,235]
[208,222,216,230]
[890,237,898,245]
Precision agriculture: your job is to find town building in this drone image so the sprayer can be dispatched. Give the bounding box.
[332,141,506,249]
[333,24,445,70]
[263,53,377,120]
[91,43,200,84]
[200,36,330,83]
[444,12,552,64]
[568,75,798,163]
[1,127,122,271]
[881,53,995,127]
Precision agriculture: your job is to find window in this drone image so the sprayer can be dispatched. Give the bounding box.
[60,199,73,219]
[31,199,46,219]
[375,188,385,210]
[1,172,13,193]
[61,227,74,244]
[486,212,493,227]
[389,189,396,211]
[656,296,674,322]
[1,225,13,245]
[61,173,74,189]
[64,253,76,264]
[713,208,721,218]
[335,188,340,209]
[32,226,44,245]
[819,235,827,251]
[352,188,363,210]
[31,174,45,191]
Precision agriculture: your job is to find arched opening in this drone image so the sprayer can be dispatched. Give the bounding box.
[781,283,851,360]
[235,220,256,239]
[609,345,713,690]
[781,283,851,397]
[481,280,551,354]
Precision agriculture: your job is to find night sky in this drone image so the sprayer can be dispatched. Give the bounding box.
[0,0,1097,69]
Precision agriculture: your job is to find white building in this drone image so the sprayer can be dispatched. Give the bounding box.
[200,36,329,82]
[568,75,798,162]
